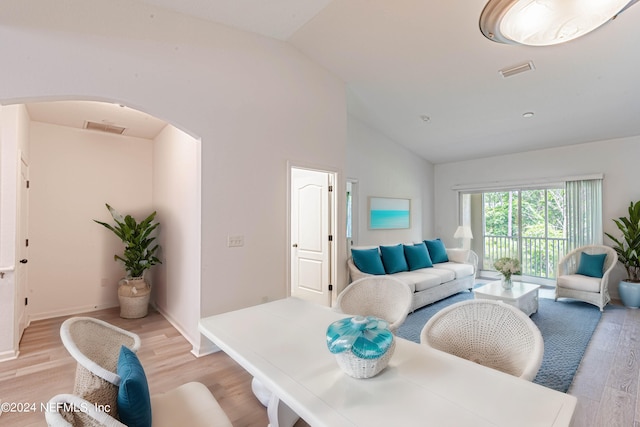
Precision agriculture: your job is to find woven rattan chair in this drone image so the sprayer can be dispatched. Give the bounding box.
[555,245,618,311]
[420,299,544,381]
[60,317,141,417]
[52,317,233,427]
[336,276,413,333]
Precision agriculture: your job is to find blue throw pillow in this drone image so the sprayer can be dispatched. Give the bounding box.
[404,243,433,270]
[424,239,449,264]
[576,252,606,278]
[117,346,152,427]
[380,244,409,274]
[351,248,385,275]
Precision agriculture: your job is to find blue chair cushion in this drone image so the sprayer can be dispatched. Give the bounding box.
[576,252,606,278]
[380,244,409,274]
[117,346,152,427]
[351,248,385,275]
[403,243,433,270]
[424,239,449,264]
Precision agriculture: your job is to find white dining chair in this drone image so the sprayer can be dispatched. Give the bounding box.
[336,276,413,332]
[420,299,544,381]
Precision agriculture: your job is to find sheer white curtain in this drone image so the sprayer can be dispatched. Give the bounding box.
[566,178,603,250]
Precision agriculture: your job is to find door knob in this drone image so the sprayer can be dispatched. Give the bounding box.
[292,244,298,248]
[19,259,28,264]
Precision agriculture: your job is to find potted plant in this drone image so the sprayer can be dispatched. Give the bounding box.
[604,200,640,308]
[94,204,161,318]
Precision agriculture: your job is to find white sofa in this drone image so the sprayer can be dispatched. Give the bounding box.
[348,246,478,312]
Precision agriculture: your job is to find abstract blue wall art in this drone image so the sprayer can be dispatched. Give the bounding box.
[369,197,411,229]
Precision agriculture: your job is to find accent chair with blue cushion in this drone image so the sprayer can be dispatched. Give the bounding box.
[47,317,233,427]
[58,316,141,417]
[555,245,618,311]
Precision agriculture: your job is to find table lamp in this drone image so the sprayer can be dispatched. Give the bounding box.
[454,226,473,250]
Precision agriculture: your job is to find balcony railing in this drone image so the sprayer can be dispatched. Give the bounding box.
[483,235,567,279]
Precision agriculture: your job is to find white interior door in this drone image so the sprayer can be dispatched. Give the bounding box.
[291,168,332,306]
[16,155,29,341]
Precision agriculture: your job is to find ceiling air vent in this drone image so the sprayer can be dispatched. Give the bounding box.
[499,61,535,78]
[84,121,126,135]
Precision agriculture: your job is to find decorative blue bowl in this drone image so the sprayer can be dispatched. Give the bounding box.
[326,316,395,378]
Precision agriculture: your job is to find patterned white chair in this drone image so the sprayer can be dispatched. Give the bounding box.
[336,276,413,332]
[555,245,618,311]
[420,299,544,381]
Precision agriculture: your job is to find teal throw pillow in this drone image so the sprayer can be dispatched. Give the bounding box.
[403,243,433,270]
[576,252,606,278]
[424,239,449,264]
[380,244,409,274]
[351,248,385,275]
[117,346,152,427]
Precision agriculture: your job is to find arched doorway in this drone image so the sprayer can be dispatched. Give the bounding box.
[0,99,204,358]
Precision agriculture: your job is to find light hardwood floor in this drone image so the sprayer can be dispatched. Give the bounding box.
[0,299,638,427]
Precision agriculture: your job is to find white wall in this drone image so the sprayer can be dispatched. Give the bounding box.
[151,125,202,349]
[0,0,347,350]
[347,116,434,246]
[0,104,30,359]
[29,122,153,319]
[434,136,640,297]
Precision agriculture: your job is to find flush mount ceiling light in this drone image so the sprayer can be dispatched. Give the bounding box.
[480,0,639,46]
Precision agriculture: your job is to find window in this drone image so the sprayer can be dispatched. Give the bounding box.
[483,188,566,279]
[458,175,603,281]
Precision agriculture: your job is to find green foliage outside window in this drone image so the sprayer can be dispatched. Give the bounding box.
[483,188,566,279]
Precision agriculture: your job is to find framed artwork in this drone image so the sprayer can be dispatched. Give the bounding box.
[368,197,411,229]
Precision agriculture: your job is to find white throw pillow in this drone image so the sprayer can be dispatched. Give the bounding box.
[447,249,469,264]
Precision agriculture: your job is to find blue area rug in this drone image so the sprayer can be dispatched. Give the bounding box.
[396,290,602,392]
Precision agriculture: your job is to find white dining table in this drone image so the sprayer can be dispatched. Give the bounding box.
[198,297,576,427]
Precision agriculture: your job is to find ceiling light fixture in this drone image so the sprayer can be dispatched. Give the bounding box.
[420,115,431,123]
[480,0,639,46]
[522,112,535,118]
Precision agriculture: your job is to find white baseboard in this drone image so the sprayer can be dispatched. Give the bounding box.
[150,303,219,357]
[0,349,19,362]
[29,303,120,322]
[29,302,221,358]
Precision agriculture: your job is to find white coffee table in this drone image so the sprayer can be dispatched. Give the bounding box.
[474,281,540,316]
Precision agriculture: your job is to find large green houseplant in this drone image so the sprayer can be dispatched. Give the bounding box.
[94,204,161,318]
[604,200,640,307]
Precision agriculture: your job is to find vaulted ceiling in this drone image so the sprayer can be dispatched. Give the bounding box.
[28,1,640,163]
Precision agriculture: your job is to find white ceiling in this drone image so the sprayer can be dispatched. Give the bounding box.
[27,0,640,163]
[26,101,167,139]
